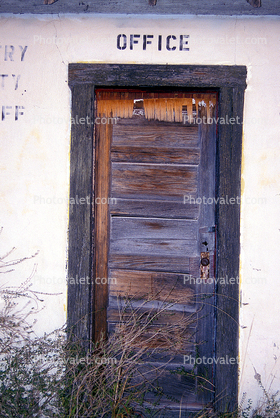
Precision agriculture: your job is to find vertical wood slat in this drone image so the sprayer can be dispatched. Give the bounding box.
[94,118,112,341]
[195,104,216,404]
[185,98,193,124]
[97,98,134,119]
[67,84,95,348]
[215,87,244,412]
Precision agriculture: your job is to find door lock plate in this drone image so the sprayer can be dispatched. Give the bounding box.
[200,251,210,281]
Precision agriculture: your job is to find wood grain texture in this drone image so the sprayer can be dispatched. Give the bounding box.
[1,0,277,14]
[67,83,94,348]
[110,238,198,257]
[110,199,200,219]
[109,254,191,273]
[69,64,247,89]
[112,163,198,200]
[132,364,199,409]
[113,119,199,148]
[214,87,243,412]
[94,120,112,341]
[111,217,197,240]
[108,269,195,304]
[111,145,200,165]
[107,306,196,326]
[194,105,216,404]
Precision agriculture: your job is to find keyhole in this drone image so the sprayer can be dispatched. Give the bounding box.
[202,241,208,251]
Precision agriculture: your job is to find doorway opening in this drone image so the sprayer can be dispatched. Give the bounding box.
[67,63,246,413]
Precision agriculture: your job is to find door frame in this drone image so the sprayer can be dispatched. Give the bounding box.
[67,63,247,413]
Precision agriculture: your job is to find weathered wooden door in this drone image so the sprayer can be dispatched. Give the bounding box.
[94,91,217,415]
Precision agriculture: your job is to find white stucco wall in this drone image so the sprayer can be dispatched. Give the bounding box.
[0,13,279,408]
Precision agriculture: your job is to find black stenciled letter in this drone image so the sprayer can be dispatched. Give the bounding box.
[15,106,24,121]
[166,35,176,51]
[158,35,162,51]
[2,106,12,120]
[143,35,153,50]
[19,46,28,61]
[117,34,127,50]
[0,74,8,88]
[130,34,140,50]
[4,45,14,61]
[12,74,21,90]
[179,35,189,51]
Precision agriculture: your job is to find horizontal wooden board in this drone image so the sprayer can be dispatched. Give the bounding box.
[130,363,197,402]
[131,351,196,366]
[69,65,247,90]
[107,308,197,354]
[111,217,197,240]
[110,199,200,219]
[107,322,195,353]
[108,269,196,304]
[107,305,197,326]
[113,119,199,148]
[112,163,198,200]
[111,145,200,165]
[108,295,198,313]
[110,238,198,257]
[108,254,191,273]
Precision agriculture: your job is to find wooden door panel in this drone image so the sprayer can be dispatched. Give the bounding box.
[111,145,200,164]
[110,199,200,219]
[108,253,191,273]
[95,104,216,412]
[108,115,214,411]
[108,269,196,304]
[111,217,198,240]
[107,305,197,326]
[111,163,198,200]
[110,238,198,257]
[131,364,197,400]
[107,322,196,354]
[112,119,199,148]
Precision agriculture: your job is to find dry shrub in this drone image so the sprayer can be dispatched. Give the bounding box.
[63,296,196,418]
